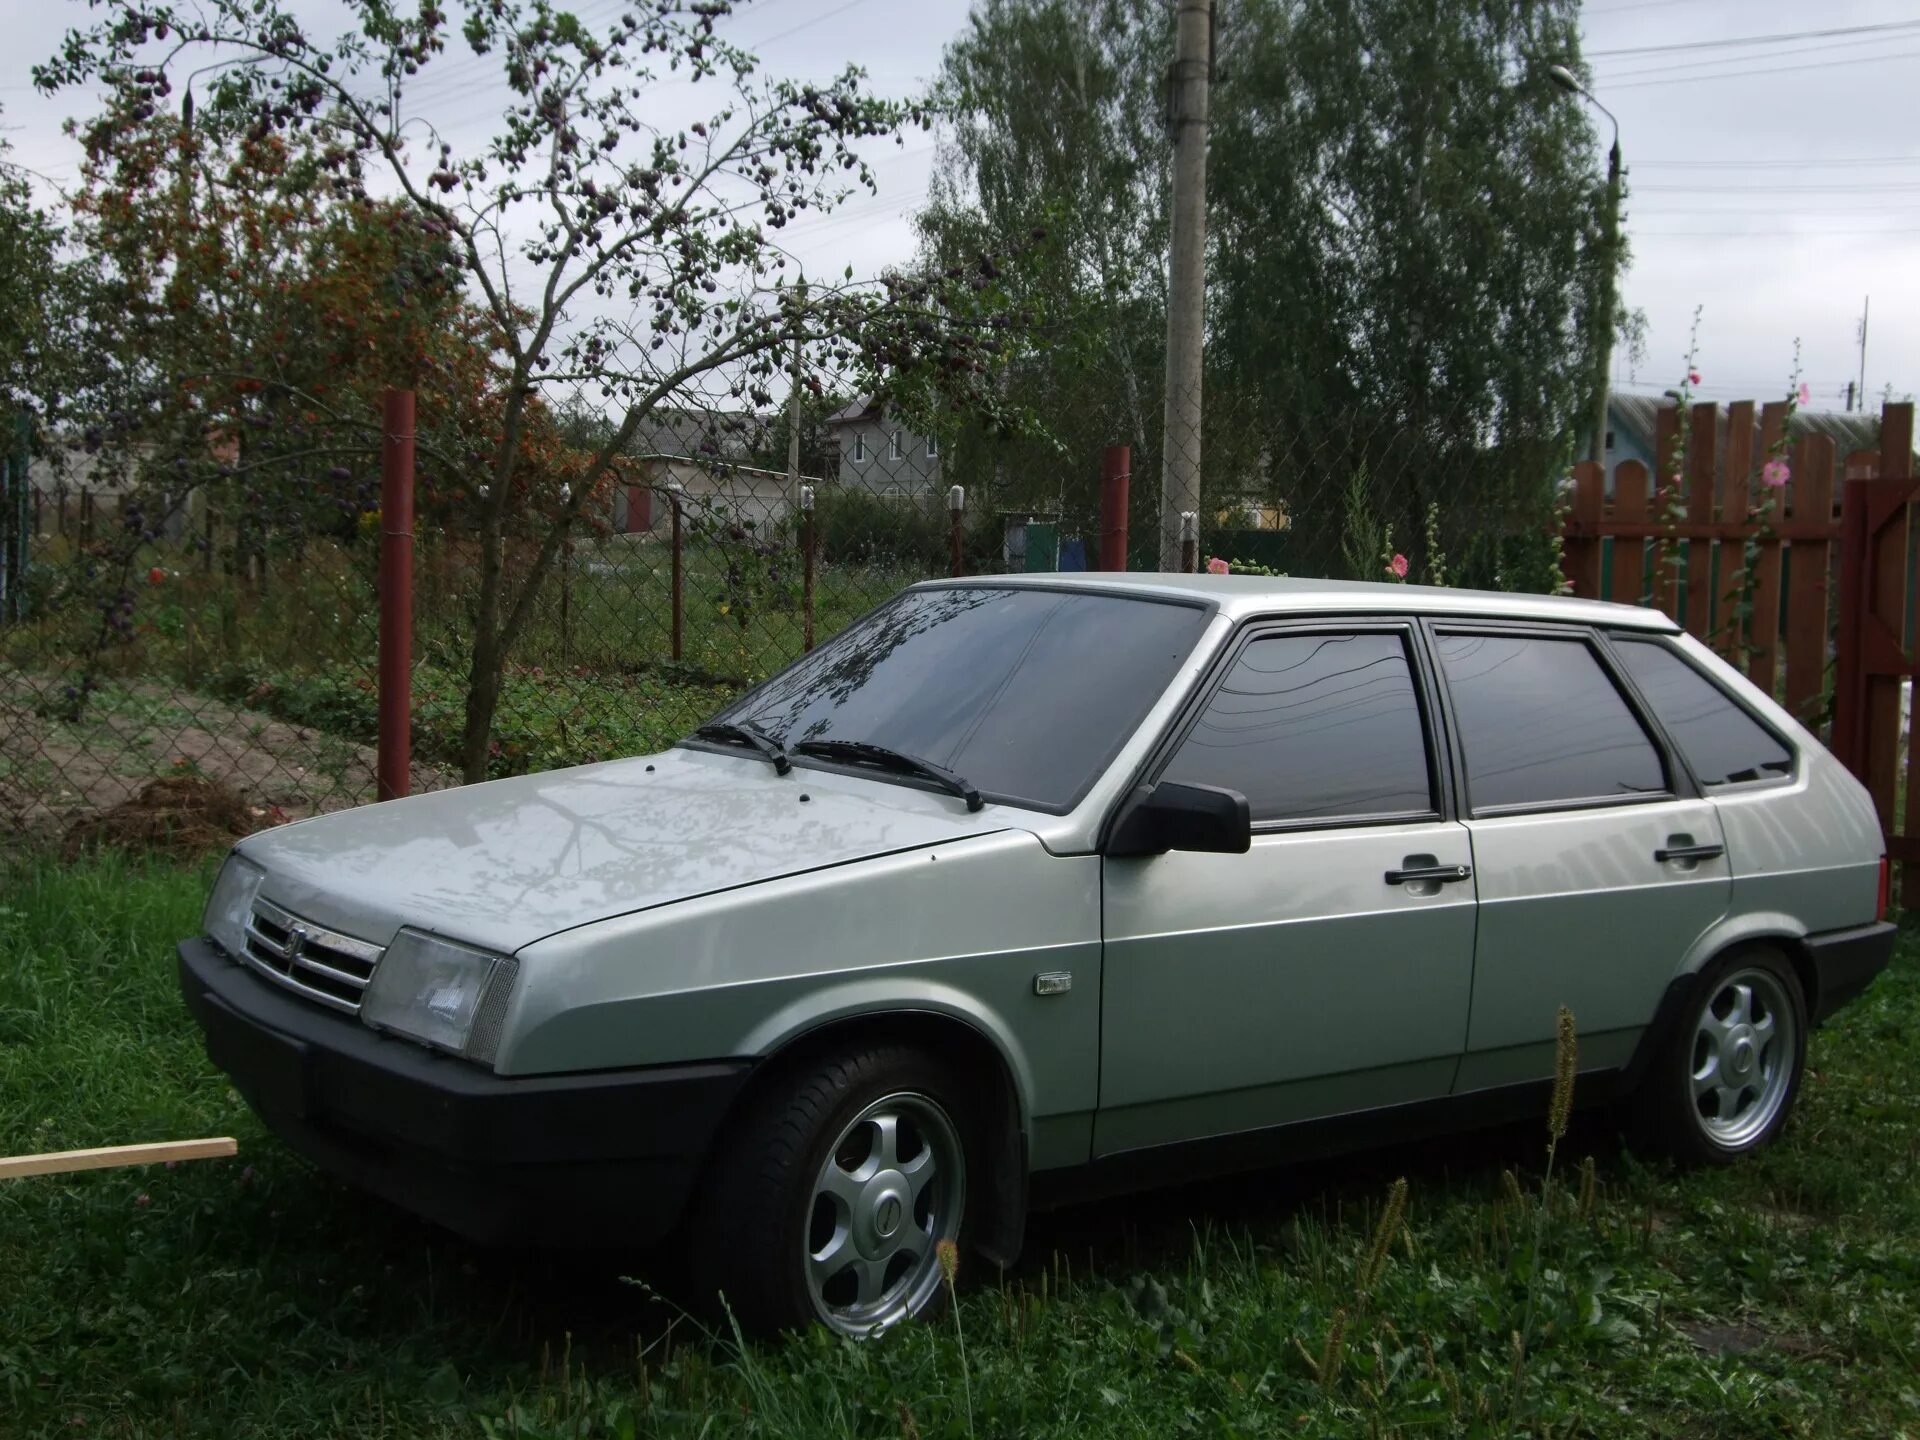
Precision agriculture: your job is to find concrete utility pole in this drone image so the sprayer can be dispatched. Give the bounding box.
[1550,65,1622,470]
[1158,0,1213,572]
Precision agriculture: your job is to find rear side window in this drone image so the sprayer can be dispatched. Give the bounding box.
[1435,632,1666,811]
[1161,630,1435,824]
[1612,638,1793,786]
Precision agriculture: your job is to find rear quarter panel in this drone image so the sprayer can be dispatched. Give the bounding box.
[1668,636,1883,961]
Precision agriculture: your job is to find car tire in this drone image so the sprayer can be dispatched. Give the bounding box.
[688,1043,981,1337]
[1630,946,1808,1166]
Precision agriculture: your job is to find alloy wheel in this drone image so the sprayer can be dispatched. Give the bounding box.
[1689,966,1797,1150]
[803,1090,964,1336]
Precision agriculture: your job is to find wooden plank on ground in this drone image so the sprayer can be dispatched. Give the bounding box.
[0,1138,238,1180]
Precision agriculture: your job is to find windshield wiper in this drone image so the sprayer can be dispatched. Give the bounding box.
[692,720,792,775]
[790,739,984,812]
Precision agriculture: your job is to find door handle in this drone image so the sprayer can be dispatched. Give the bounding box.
[1654,842,1724,863]
[1384,863,1472,886]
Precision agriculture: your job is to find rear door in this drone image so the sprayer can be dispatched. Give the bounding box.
[1429,624,1732,1092]
[1096,621,1479,1155]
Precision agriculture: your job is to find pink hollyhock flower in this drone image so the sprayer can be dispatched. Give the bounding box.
[1762,459,1791,489]
[1797,382,1811,406]
[1387,553,1410,579]
[134,1194,150,1208]
[1206,556,1230,575]
[1688,369,1701,385]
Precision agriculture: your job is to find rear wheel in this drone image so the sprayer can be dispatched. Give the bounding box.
[1632,948,1806,1164]
[689,1044,978,1336]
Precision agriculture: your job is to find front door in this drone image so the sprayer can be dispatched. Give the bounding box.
[1095,623,1479,1156]
[1426,626,1733,1092]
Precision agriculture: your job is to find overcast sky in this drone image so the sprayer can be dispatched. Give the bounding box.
[5,0,1915,415]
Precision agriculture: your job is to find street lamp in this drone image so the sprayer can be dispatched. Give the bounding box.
[1549,64,1623,470]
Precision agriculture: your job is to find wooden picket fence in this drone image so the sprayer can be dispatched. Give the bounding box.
[1561,399,1920,897]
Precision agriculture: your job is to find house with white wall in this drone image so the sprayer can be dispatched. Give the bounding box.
[826,397,942,496]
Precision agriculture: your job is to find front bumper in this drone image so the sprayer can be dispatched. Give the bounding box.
[179,938,753,1247]
[1806,921,1899,1025]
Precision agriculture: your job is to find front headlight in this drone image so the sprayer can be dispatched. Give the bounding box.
[203,855,265,958]
[359,929,517,1064]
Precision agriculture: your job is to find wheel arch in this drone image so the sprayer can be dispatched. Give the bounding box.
[718,999,1031,1269]
[1677,911,1819,1019]
[1628,920,1817,1093]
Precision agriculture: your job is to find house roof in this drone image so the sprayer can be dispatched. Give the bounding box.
[826,395,879,426]
[626,406,766,462]
[1610,394,1899,470]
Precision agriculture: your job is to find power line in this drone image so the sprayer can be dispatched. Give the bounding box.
[1634,155,1920,169]
[1586,18,1920,58]
[1637,180,1920,192]
[1605,47,1920,91]
[1634,226,1920,237]
[1595,32,1903,82]
[1632,204,1920,215]
[752,0,880,49]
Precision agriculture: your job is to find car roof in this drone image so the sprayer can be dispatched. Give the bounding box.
[914,572,1682,632]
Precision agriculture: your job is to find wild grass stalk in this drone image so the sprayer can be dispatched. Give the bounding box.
[1508,1005,1579,1432]
[936,1238,973,1439]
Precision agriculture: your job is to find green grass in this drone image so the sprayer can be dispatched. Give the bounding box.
[4,856,1920,1437]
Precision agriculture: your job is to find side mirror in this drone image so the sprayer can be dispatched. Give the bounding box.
[1106,781,1252,857]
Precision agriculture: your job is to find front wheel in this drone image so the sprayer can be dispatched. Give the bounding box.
[689,1044,978,1337]
[1631,948,1807,1165]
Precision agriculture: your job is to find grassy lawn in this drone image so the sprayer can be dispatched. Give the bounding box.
[3,856,1919,1438]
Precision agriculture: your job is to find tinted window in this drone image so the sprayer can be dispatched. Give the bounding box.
[1161,631,1434,823]
[1613,638,1793,786]
[720,587,1209,810]
[1436,632,1665,810]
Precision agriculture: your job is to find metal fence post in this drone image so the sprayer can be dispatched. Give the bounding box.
[1101,445,1130,570]
[377,389,415,803]
[948,484,965,578]
[801,483,816,653]
[669,482,684,662]
[1179,510,1198,573]
[559,513,573,666]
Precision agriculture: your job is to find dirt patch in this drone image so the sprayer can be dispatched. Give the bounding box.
[1,671,455,847]
[60,773,266,860]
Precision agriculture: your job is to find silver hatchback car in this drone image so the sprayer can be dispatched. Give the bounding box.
[181,576,1895,1335]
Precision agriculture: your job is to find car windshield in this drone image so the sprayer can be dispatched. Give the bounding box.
[706,586,1211,811]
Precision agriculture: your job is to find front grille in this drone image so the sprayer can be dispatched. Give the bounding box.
[242,897,384,1015]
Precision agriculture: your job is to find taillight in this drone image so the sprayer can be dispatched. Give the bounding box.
[1878,856,1891,923]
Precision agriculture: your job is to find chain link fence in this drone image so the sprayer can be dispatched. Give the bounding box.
[0,366,1572,850]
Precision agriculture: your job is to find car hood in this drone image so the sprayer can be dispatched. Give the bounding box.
[237,747,1014,954]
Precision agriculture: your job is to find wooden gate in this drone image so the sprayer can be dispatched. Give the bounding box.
[1562,400,1918,895]
[1833,403,1918,895]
